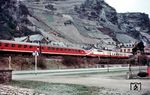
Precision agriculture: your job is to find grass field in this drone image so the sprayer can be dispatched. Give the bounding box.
[10,80,100,95]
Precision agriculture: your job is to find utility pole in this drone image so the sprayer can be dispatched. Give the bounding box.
[109,50,111,72]
[8,56,12,69]
[35,54,38,72]
[32,51,39,74]
[107,50,111,72]
[137,51,141,72]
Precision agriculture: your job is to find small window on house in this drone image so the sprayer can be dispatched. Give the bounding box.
[124,49,126,52]
[120,49,122,52]
[128,49,130,52]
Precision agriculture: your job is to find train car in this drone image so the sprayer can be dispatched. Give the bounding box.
[86,49,132,59]
[0,40,86,56]
[0,40,132,58]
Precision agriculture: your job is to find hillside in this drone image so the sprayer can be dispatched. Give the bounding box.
[0,0,150,50]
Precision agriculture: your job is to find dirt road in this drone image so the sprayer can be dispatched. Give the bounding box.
[14,71,150,95]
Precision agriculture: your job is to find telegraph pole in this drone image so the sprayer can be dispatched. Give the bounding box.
[8,56,12,69]
[32,51,39,74]
[35,54,38,72]
[108,50,111,72]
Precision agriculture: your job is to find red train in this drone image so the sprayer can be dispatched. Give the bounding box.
[0,40,131,58]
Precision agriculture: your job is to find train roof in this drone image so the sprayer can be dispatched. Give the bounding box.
[0,40,39,46]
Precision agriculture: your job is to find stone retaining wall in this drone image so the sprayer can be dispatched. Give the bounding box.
[0,70,13,84]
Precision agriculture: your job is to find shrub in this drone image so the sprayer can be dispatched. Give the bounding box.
[62,56,84,67]
[37,57,47,69]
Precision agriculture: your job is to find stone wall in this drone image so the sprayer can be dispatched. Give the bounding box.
[0,70,13,84]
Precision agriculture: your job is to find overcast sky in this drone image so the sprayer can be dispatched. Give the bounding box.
[105,0,150,16]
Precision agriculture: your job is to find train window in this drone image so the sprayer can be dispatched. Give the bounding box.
[60,48,63,51]
[5,43,9,47]
[52,47,55,50]
[78,50,81,52]
[18,45,22,48]
[0,43,1,46]
[24,45,27,48]
[29,46,32,48]
[11,44,15,47]
[41,47,44,50]
[56,48,59,51]
[48,47,51,50]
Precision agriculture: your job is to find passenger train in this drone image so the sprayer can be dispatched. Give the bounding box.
[0,40,132,58]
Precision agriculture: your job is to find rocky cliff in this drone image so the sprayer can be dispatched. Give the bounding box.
[75,0,118,25]
[0,0,39,40]
[118,13,150,42]
[75,0,150,44]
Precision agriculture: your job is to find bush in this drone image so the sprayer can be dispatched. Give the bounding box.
[137,72,148,77]
[62,56,84,67]
[37,57,47,69]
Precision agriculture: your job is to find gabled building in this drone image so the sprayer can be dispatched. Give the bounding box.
[117,42,135,53]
